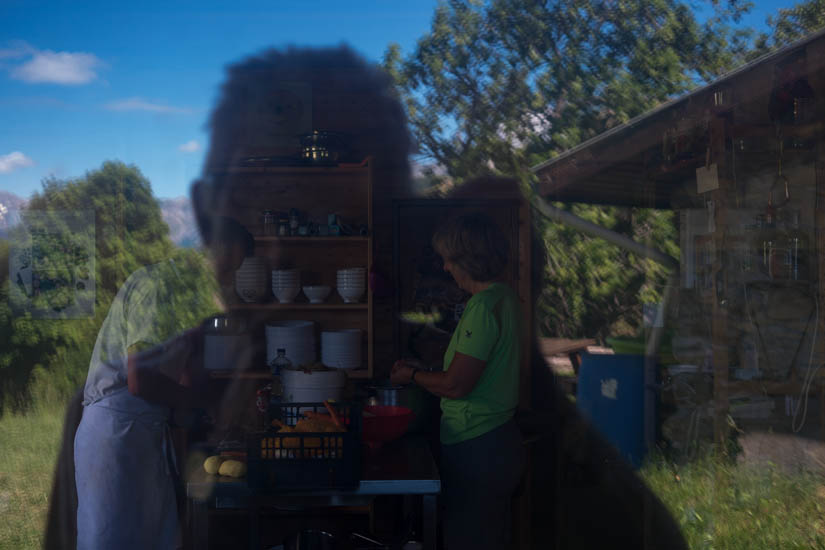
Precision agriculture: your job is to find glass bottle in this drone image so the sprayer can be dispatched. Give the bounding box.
[270,348,292,376]
[261,210,276,236]
[277,213,290,236]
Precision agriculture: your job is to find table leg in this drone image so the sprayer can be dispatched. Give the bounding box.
[191,498,208,550]
[249,497,260,550]
[422,495,437,550]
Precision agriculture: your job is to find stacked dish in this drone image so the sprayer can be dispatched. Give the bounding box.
[272,269,301,303]
[235,257,268,303]
[336,267,366,303]
[281,368,346,404]
[265,320,316,368]
[321,329,362,370]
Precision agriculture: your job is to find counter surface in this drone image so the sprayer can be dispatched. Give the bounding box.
[186,435,441,502]
[185,436,440,549]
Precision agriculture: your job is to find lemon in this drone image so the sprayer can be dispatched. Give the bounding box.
[218,459,247,478]
[203,455,224,475]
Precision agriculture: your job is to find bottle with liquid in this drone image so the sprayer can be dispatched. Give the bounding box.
[270,348,292,376]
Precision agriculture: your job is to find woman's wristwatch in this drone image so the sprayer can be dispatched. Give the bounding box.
[410,367,420,384]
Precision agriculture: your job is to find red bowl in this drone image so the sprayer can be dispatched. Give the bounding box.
[362,405,414,447]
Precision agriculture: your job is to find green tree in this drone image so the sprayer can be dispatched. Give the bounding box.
[750,0,825,57]
[0,161,217,412]
[385,0,752,338]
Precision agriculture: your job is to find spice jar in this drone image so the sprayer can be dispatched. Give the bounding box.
[261,210,276,236]
[277,213,290,236]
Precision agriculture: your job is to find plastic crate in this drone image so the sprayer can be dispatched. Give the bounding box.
[247,402,362,490]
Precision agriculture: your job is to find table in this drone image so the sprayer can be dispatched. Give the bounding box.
[540,338,596,374]
[186,436,441,549]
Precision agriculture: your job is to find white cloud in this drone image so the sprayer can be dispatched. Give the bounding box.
[178,140,200,153]
[12,50,102,85]
[0,151,34,174]
[104,97,192,115]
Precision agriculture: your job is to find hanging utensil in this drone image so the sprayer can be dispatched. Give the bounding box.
[769,136,790,211]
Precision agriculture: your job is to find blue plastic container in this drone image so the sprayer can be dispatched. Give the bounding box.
[576,353,648,468]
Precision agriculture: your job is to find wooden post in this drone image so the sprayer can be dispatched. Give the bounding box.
[709,113,731,446]
[808,42,825,413]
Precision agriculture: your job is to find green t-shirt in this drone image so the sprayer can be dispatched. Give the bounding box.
[440,282,522,445]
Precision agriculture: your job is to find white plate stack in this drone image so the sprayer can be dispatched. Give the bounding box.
[272,269,301,303]
[265,320,316,368]
[336,267,366,303]
[321,329,362,370]
[234,257,268,303]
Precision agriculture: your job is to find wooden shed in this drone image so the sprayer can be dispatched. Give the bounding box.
[531,28,825,446]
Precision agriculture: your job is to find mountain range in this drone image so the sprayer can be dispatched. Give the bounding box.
[0,191,201,247]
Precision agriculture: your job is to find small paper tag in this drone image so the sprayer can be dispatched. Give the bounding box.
[696,163,719,193]
[600,378,618,400]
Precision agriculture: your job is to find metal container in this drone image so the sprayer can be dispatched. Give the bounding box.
[371,384,410,407]
[203,315,250,370]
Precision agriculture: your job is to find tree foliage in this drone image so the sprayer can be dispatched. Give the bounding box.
[750,0,825,58]
[385,0,754,338]
[0,161,218,412]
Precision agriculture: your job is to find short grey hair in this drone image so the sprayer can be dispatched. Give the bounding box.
[432,212,509,282]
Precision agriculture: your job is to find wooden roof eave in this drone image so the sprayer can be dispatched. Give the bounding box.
[531,27,825,207]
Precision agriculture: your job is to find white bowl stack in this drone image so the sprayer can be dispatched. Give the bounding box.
[265,320,316,368]
[336,267,366,303]
[234,257,268,303]
[321,329,362,370]
[272,269,301,303]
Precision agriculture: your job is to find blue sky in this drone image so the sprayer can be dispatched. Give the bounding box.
[0,0,803,200]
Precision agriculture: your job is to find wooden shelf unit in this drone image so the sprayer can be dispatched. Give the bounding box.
[215,157,374,378]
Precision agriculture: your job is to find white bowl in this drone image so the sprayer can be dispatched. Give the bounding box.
[272,269,299,276]
[274,286,301,303]
[303,285,331,303]
[272,281,301,288]
[338,287,365,303]
[336,281,365,287]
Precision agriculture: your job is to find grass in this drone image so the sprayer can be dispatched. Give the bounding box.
[2,402,825,550]
[0,403,64,550]
[642,453,825,549]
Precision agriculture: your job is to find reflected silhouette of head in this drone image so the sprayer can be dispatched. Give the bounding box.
[192,45,411,261]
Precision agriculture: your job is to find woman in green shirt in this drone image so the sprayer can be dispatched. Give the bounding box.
[392,212,525,550]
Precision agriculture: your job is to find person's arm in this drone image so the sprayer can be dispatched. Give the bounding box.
[391,352,486,399]
[127,327,208,409]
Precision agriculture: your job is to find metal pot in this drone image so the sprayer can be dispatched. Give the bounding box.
[370,384,410,407]
[203,315,250,370]
[283,529,337,550]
